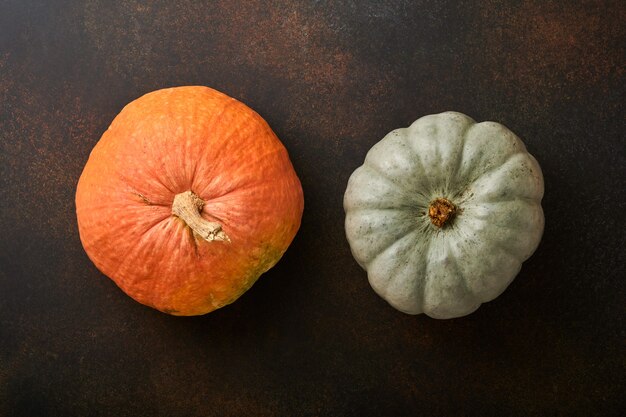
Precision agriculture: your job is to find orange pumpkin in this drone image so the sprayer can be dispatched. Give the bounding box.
[76,86,304,315]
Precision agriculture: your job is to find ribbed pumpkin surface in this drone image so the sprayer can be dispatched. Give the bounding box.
[76,86,304,315]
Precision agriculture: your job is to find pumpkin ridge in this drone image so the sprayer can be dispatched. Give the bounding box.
[448,219,522,303]
[198,206,228,225]
[366,229,419,297]
[188,99,243,188]
[199,181,296,221]
[187,97,240,189]
[444,235,480,307]
[365,227,420,270]
[80,201,170,262]
[119,162,177,196]
[203,178,280,202]
[128,190,171,207]
[414,233,433,313]
[343,166,404,211]
[379,235,428,313]
[406,235,431,313]
[456,210,526,265]
[453,151,523,205]
[460,132,526,188]
[471,194,540,205]
[466,153,543,203]
[345,208,419,267]
[185,224,200,258]
[462,200,541,227]
[362,157,404,189]
[401,126,435,194]
[445,116,475,194]
[421,236,449,316]
[479,215,539,263]
[196,146,285,200]
[360,163,424,205]
[496,237,524,265]
[105,228,155,292]
[131,191,152,205]
[407,113,472,196]
[118,175,173,206]
[368,128,438,203]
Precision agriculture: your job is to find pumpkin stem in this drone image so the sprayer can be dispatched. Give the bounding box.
[172,191,230,242]
[428,197,457,228]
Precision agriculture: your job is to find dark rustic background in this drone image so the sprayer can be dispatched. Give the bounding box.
[1,1,624,416]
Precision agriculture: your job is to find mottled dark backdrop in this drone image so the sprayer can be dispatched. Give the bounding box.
[1,1,624,416]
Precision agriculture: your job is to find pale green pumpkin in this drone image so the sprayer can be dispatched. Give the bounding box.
[344,112,544,319]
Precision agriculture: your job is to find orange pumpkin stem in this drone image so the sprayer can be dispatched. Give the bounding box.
[428,197,457,228]
[172,191,230,242]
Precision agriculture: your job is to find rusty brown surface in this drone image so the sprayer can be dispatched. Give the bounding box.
[1,1,624,416]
